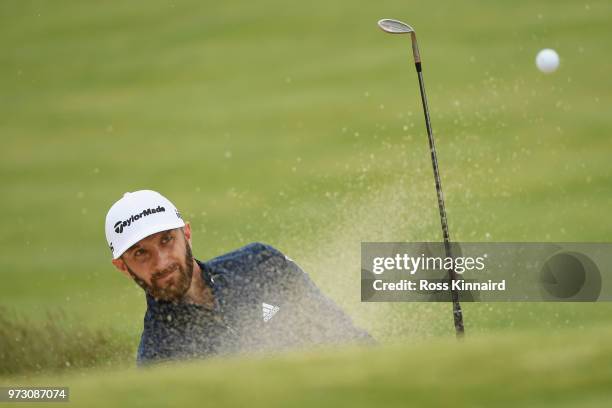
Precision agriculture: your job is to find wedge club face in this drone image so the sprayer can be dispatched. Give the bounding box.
[377,18,421,65]
[377,19,414,34]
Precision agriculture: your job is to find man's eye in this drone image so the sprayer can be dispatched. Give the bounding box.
[134,249,145,257]
[162,235,173,244]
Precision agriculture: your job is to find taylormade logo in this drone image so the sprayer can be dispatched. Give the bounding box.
[114,206,166,233]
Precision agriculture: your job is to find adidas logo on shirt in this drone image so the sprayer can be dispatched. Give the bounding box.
[262,302,279,322]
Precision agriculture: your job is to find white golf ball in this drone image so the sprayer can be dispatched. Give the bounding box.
[536,48,560,73]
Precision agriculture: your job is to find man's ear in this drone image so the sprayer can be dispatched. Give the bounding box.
[183,222,192,246]
[111,258,131,279]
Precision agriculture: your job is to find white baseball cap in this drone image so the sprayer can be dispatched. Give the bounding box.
[105,190,185,259]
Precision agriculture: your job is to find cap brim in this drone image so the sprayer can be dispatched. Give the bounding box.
[112,220,186,259]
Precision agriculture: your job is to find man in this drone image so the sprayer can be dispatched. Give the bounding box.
[105,190,374,365]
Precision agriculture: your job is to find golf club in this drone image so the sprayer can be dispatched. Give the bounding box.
[377,18,465,337]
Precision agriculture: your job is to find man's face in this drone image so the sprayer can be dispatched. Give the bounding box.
[120,228,194,302]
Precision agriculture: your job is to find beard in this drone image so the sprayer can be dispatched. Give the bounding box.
[125,241,194,302]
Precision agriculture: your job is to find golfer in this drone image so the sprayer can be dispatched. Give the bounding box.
[105,190,374,365]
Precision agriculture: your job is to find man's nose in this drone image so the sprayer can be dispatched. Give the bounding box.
[154,249,174,272]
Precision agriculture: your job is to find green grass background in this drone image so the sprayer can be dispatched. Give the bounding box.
[0,0,611,405]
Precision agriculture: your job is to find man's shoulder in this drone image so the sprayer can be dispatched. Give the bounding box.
[204,242,289,277]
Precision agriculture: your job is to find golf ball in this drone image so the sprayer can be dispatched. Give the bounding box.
[536,48,560,73]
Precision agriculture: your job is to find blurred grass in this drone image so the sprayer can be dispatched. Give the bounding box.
[9,324,612,407]
[0,0,611,390]
[0,308,132,377]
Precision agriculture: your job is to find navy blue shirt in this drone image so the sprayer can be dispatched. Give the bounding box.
[137,242,374,364]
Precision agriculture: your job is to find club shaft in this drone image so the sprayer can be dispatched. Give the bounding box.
[415,65,465,336]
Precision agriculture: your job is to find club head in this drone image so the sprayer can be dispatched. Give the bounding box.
[377,19,414,34]
[377,18,422,64]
